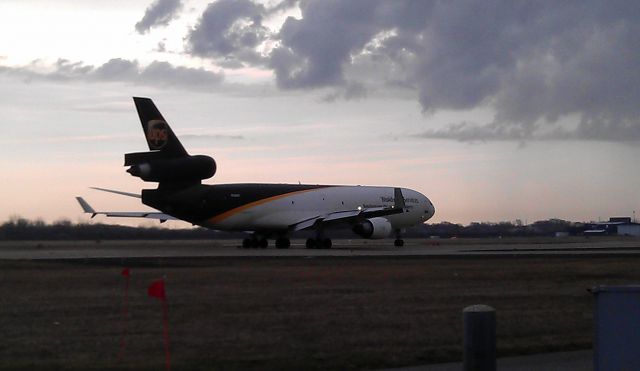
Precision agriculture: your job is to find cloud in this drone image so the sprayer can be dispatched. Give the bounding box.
[135,0,183,34]
[0,58,224,90]
[187,0,269,67]
[181,134,245,141]
[417,121,539,143]
[183,0,640,142]
[0,134,138,145]
[321,82,368,103]
[155,41,167,52]
[419,117,640,143]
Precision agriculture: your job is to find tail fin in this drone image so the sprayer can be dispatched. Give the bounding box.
[133,97,188,157]
[125,97,216,188]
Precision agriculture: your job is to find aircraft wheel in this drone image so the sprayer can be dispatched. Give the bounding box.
[321,238,332,249]
[305,238,317,249]
[276,238,290,249]
[394,239,404,247]
[242,238,252,248]
[259,238,268,248]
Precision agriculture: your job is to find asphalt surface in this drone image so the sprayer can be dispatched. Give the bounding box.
[386,350,593,371]
[1,237,640,260]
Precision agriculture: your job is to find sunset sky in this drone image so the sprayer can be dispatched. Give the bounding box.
[1,0,640,226]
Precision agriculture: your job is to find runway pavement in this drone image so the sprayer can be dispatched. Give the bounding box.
[385,350,593,371]
[1,237,640,260]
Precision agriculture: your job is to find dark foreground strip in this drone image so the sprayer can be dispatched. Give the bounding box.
[9,252,640,268]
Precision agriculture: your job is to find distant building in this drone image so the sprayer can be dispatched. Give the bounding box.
[610,217,632,223]
[618,224,640,237]
[585,217,640,236]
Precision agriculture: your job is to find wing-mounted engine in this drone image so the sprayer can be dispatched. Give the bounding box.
[353,217,393,239]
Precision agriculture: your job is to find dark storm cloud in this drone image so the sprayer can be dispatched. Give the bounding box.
[135,0,183,34]
[0,58,224,90]
[184,0,640,141]
[187,0,269,67]
[269,0,384,88]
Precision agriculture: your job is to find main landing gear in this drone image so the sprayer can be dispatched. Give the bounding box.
[242,236,291,249]
[275,237,291,249]
[305,238,332,249]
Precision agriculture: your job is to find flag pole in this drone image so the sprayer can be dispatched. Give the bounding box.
[162,298,171,371]
[118,267,131,361]
[148,278,171,371]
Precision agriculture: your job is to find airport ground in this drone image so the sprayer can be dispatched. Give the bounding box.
[1,237,640,370]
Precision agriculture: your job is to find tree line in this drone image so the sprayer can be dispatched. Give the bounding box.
[0,216,594,241]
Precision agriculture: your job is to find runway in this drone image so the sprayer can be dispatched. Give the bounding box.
[2,238,637,370]
[2,237,640,260]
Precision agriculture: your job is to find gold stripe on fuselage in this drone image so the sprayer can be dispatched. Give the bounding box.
[205,188,325,225]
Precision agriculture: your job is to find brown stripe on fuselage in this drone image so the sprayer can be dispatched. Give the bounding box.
[206,187,328,225]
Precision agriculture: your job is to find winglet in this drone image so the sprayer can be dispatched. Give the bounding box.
[76,197,97,218]
[394,188,406,209]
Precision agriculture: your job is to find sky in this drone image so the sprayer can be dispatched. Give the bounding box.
[1,0,640,227]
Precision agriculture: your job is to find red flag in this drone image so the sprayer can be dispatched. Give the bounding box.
[148,279,166,300]
[121,267,130,277]
[148,278,171,371]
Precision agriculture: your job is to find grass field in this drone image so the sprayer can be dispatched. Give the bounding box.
[1,253,639,370]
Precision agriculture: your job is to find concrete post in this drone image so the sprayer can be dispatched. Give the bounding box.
[463,304,496,371]
[592,285,640,371]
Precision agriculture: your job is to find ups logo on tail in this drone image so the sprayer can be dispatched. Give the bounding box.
[146,120,169,149]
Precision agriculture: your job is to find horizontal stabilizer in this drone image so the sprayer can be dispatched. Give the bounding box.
[90,187,141,199]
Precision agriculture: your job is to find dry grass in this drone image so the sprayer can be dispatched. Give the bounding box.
[0,255,639,370]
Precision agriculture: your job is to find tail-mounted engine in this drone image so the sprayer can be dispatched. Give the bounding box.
[125,151,216,183]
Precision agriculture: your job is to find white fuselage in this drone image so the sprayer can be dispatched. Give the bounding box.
[203,186,435,235]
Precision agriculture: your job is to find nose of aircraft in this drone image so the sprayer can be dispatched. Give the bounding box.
[419,193,435,221]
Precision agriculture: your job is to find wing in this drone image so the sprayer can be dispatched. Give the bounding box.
[290,187,406,231]
[76,197,177,223]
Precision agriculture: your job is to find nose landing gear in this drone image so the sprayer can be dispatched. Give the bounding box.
[394,229,404,247]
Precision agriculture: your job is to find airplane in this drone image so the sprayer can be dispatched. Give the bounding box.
[77,97,435,249]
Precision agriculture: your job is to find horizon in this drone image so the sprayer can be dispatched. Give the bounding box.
[2,1,640,226]
[1,213,632,229]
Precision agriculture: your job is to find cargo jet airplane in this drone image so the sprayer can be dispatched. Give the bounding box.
[77,97,435,248]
